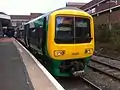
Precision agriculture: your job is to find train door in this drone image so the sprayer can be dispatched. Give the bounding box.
[24,24,30,47]
[37,17,46,55]
[28,27,38,49]
[37,27,43,49]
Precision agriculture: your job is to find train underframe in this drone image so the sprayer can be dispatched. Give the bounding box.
[18,38,91,77]
[30,47,91,77]
[48,57,91,77]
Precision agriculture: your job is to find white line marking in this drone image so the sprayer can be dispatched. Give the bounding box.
[15,40,65,90]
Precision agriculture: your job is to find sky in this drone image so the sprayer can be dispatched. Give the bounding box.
[0,0,92,15]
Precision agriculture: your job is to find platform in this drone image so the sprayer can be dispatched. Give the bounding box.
[0,38,64,90]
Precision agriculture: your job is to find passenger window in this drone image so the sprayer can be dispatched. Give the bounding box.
[34,18,44,28]
[75,17,91,42]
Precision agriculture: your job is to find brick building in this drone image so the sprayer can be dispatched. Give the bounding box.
[11,0,120,29]
[10,15,29,28]
[80,0,120,27]
[30,13,43,20]
[66,2,86,8]
[10,13,43,28]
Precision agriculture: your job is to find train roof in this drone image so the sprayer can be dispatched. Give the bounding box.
[25,7,86,25]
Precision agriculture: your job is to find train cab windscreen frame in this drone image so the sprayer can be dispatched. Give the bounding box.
[55,16,92,44]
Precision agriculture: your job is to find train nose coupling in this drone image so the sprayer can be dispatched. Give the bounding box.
[72,70,84,76]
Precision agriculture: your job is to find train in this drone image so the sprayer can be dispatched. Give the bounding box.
[15,7,95,77]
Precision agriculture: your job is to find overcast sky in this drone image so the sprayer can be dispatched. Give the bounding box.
[0,0,92,15]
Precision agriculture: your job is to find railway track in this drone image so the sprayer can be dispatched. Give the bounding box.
[81,77,102,90]
[89,58,120,80]
[94,52,120,61]
[56,76,101,90]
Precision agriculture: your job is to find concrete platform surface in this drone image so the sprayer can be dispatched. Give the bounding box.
[0,38,64,90]
[0,38,34,90]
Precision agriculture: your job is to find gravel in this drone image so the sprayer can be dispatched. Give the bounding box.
[84,68,120,90]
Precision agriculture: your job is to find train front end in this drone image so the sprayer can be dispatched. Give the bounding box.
[47,8,94,76]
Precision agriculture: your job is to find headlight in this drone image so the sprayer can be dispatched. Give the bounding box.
[54,50,65,57]
[85,48,93,54]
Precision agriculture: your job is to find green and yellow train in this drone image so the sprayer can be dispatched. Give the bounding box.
[15,7,95,77]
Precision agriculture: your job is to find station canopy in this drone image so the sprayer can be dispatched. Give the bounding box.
[0,12,11,27]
